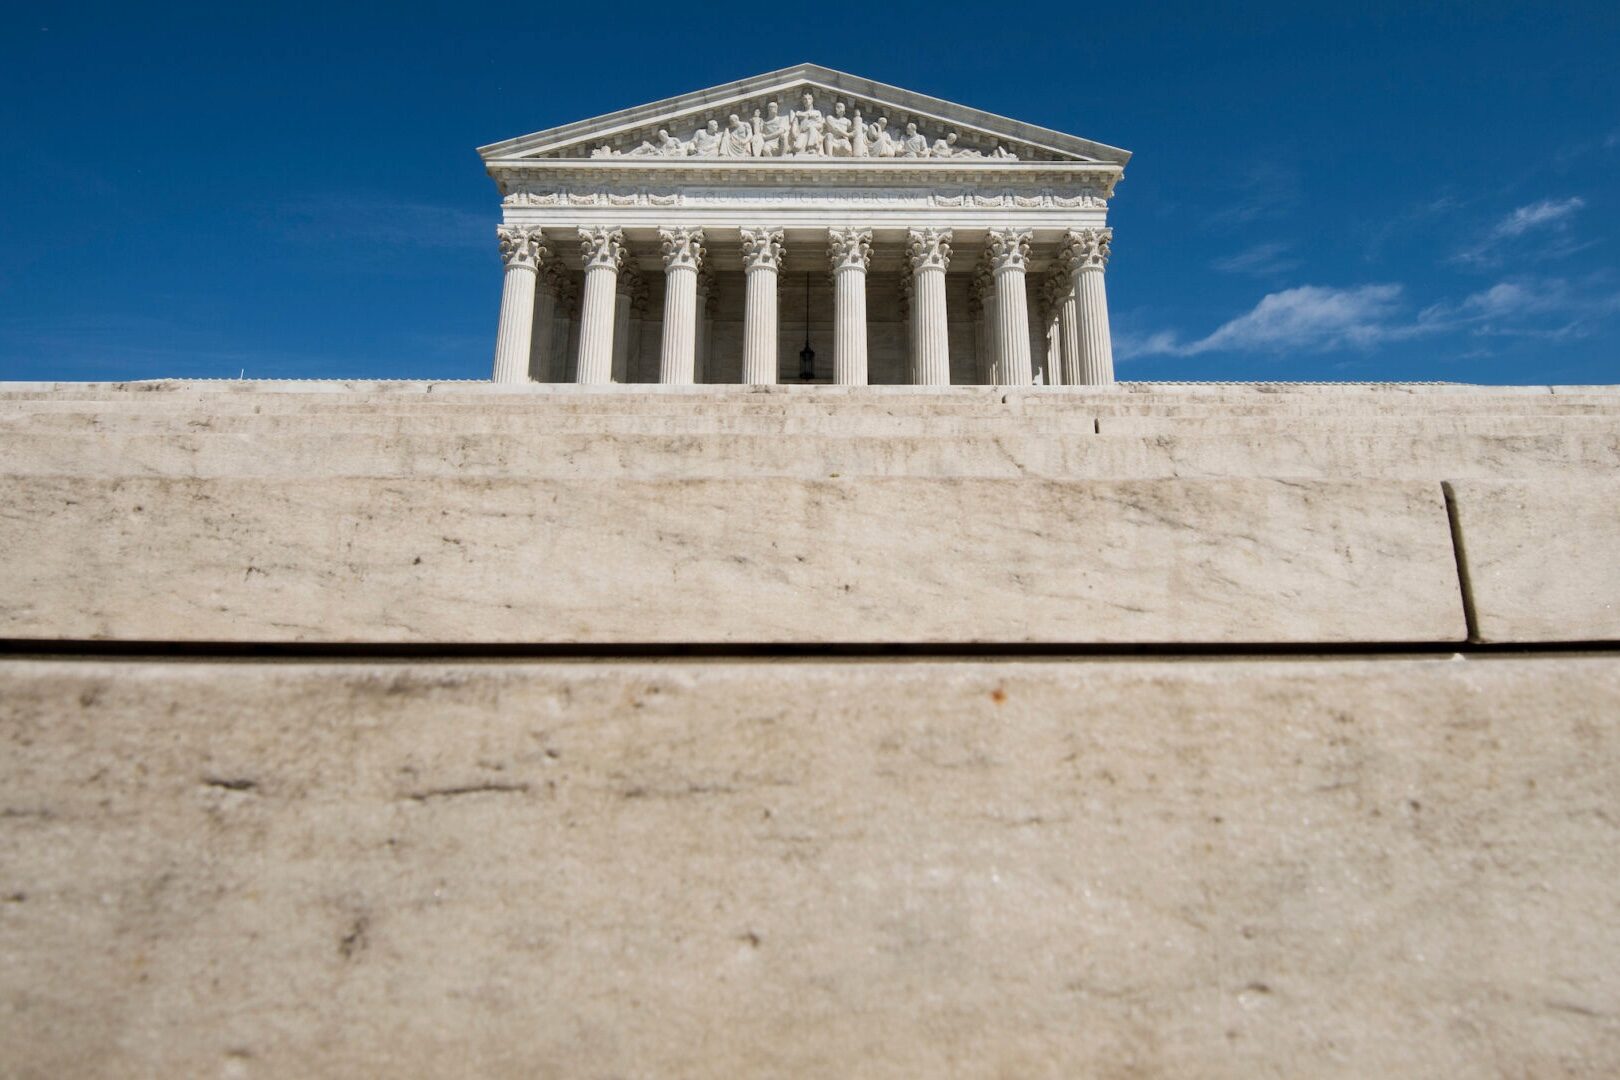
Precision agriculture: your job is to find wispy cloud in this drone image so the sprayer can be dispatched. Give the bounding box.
[1421,276,1620,340]
[1121,274,1620,360]
[1452,196,1591,267]
[1210,240,1301,277]
[1121,284,1414,357]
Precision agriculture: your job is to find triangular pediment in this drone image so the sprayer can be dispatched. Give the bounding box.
[478,64,1130,166]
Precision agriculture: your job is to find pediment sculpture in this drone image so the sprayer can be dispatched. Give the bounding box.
[590,91,1018,161]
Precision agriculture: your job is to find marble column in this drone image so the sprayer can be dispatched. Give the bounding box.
[491,226,547,384]
[1061,227,1115,386]
[528,258,559,382]
[741,228,785,385]
[973,261,999,384]
[827,228,871,385]
[611,266,641,383]
[575,227,626,384]
[898,271,915,380]
[906,228,952,386]
[550,271,579,383]
[989,229,1033,386]
[657,228,705,385]
[694,268,716,384]
[1042,275,1065,386]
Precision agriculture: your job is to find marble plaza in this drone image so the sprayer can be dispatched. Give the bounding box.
[482,64,1128,386]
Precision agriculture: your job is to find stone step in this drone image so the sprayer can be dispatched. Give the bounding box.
[6,408,1617,438]
[4,655,1617,1077]
[0,475,1464,644]
[7,396,1620,420]
[3,431,1616,480]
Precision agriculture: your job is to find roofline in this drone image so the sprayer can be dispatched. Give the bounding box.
[476,63,1131,165]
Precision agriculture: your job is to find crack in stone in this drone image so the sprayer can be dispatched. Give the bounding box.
[403,782,530,802]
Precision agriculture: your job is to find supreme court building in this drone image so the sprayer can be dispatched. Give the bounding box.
[480,64,1129,387]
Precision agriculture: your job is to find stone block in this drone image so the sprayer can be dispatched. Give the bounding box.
[3,431,1617,481]
[1447,479,1620,642]
[3,657,1617,1076]
[0,476,1465,643]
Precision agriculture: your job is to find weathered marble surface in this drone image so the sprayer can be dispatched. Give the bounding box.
[1448,480,1620,642]
[3,432,1617,481]
[0,476,1464,643]
[3,657,1618,1078]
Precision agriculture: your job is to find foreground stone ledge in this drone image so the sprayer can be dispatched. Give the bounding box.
[0,476,1464,643]
[3,431,1617,481]
[1448,479,1620,643]
[2,657,1617,1077]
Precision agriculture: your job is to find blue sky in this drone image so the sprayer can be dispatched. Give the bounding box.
[2,1,1616,383]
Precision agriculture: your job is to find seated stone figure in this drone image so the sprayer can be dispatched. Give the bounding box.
[752,101,790,157]
[823,101,856,156]
[901,122,930,158]
[690,119,723,156]
[720,113,753,156]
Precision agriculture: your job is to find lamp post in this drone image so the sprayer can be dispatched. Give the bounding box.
[798,272,816,381]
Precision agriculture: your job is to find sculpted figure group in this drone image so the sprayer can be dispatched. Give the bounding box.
[593,92,1018,161]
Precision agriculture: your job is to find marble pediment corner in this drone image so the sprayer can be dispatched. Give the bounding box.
[479,65,1131,169]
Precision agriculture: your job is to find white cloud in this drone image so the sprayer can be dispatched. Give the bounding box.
[1489,197,1586,239]
[1453,197,1589,266]
[1210,241,1301,276]
[1122,275,1620,361]
[1122,284,1413,357]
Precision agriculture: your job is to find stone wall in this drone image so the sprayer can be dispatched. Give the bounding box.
[3,381,1618,1076]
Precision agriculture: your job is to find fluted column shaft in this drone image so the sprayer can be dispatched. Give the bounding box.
[575,228,625,384]
[491,226,546,383]
[828,228,871,385]
[741,228,785,385]
[1057,286,1081,386]
[658,229,705,384]
[528,275,558,382]
[989,230,1033,386]
[1044,283,1064,386]
[907,228,952,386]
[610,272,635,384]
[1062,227,1115,386]
[694,269,715,384]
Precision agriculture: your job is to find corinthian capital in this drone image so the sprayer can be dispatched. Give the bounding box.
[987,228,1032,273]
[1060,227,1113,273]
[827,228,872,272]
[740,227,786,272]
[496,225,548,269]
[659,227,706,271]
[579,227,627,271]
[906,228,952,273]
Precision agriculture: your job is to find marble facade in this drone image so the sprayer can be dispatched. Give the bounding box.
[480,64,1130,386]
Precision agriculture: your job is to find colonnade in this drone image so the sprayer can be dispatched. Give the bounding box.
[491,225,1115,386]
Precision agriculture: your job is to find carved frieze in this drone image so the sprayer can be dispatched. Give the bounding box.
[588,90,1019,162]
[502,183,1112,210]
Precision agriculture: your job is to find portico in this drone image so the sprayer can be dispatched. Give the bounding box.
[480,64,1129,386]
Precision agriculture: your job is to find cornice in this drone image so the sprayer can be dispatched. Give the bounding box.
[487,158,1125,195]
